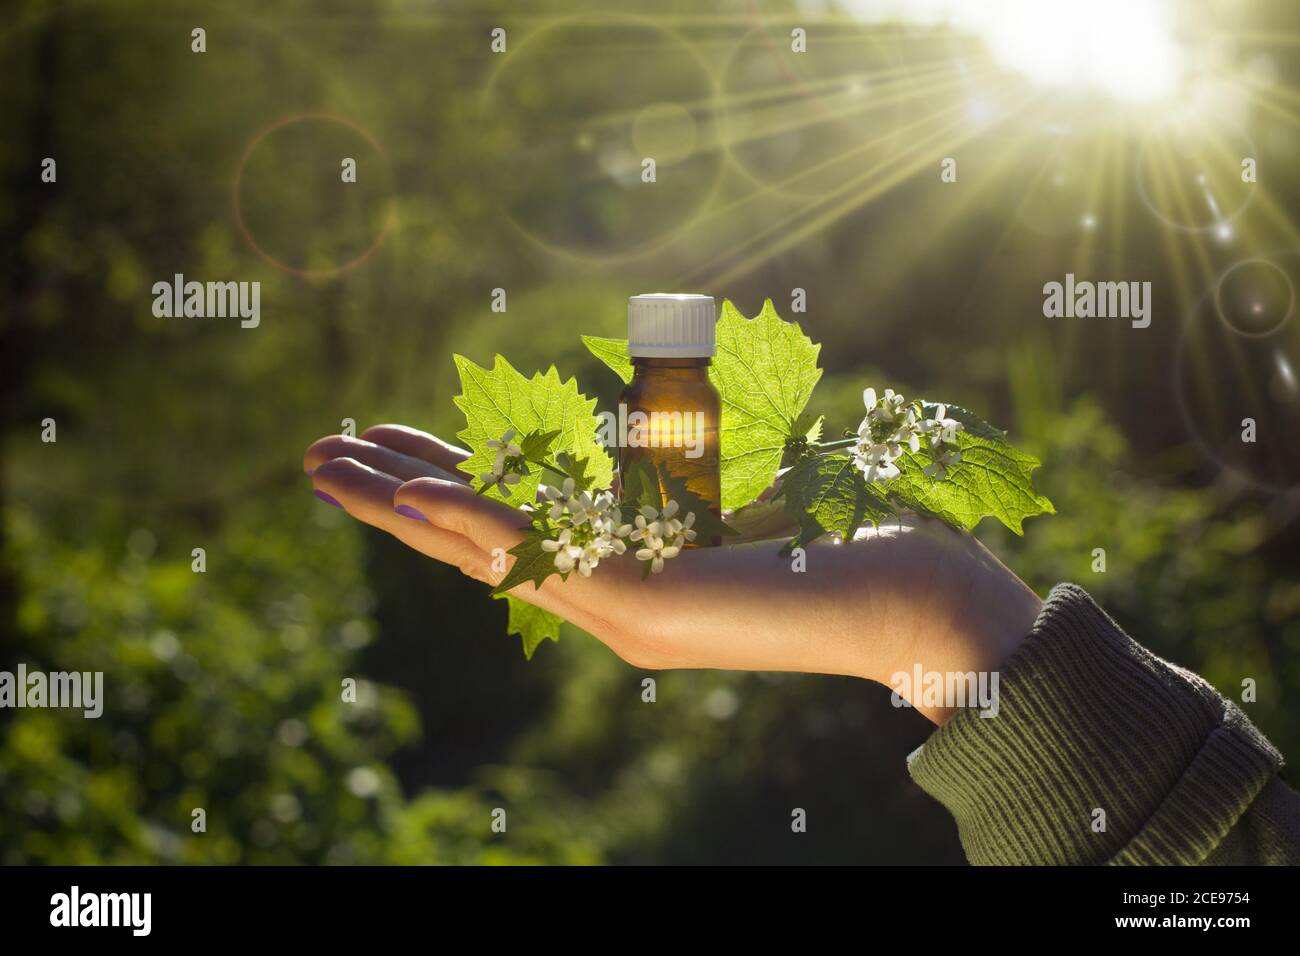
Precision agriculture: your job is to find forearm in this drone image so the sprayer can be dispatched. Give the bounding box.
[907,584,1298,865]
[852,523,1042,723]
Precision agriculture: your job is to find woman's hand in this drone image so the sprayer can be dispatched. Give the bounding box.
[304,424,1042,723]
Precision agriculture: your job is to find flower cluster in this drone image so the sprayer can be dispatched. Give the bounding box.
[630,500,696,573]
[920,404,964,479]
[478,428,528,494]
[537,480,696,576]
[538,478,630,576]
[852,388,964,483]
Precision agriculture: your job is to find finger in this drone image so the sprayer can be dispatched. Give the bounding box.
[393,477,528,555]
[304,434,462,483]
[313,461,597,634]
[392,476,609,629]
[312,458,493,582]
[360,425,469,474]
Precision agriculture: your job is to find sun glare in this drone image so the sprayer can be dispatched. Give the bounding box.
[845,0,1187,103]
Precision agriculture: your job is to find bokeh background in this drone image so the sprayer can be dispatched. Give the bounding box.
[3,0,1299,864]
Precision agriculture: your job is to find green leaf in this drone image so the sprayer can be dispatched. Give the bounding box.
[796,412,824,444]
[654,464,738,541]
[519,428,562,462]
[891,429,1055,534]
[584,302,823,511]
[493,594,562,659]
[552,451,595,492]
[453,355,614,503]
[617,459,663,519]
[712,300,823,510]
[581,335,634,384]
[616,460,736,541]
[491,526,565,595]
[780,454,893,550]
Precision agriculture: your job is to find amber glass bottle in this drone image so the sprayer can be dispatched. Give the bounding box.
[618,294,721,545]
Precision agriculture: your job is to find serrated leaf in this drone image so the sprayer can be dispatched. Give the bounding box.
[780,453,893,550]
[453,355,613,503]
[891,430,1055,534]
[618,459,663,519]
[493,594,562,659]
[581,335,634,383]
[617,460,736,541]
[655,464,738,541]
[553,451,595,492]
[712,300,823,511]
[582,303,823,511]
[519,428,562,461]
[491,526,565,595]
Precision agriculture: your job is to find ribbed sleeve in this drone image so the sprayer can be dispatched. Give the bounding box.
[906,583,1286,865]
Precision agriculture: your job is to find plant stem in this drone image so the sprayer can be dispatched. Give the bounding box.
[811,436,857,452]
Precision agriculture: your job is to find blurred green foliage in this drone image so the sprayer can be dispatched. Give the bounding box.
[2,0,1296,864]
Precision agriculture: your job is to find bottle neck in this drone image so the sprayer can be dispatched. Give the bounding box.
[630,356,712,373]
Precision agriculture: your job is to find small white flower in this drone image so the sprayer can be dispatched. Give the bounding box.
[852,440,902,483]
[542,478,577,520]
[632,498,692,542]
[485,428,522,457]
[635,534,683,574]
[934,423,962,444]
[630,512,661,543]
[567,489,596,525]
[540,528,570,552]
[604,517,633,540]
[889,404,923,453]
[917,404,964,478]
[479,467,522,493]
[540,528,582,572]
[576,539,606,576]
[588,490,625,532]
[479,429,530,494]
[864,387,906,424]
[921,404,964,442]
[923,444,963,479]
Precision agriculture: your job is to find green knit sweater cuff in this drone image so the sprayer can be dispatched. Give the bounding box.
[906,583,1282,865]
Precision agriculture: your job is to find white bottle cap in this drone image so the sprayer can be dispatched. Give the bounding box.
[627,293,716,358]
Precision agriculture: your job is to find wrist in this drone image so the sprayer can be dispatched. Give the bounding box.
[853,525,1041,724]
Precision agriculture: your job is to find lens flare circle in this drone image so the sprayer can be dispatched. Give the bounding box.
[1175,251,1300,493]
[232,112,395,280]
[718,21,905,199]
[1214,257,1295,339]
[1135,121,1255,235]
[477,14,719,262]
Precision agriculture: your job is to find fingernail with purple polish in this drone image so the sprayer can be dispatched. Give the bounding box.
[395,504,427,521]
[314,489,343,509]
